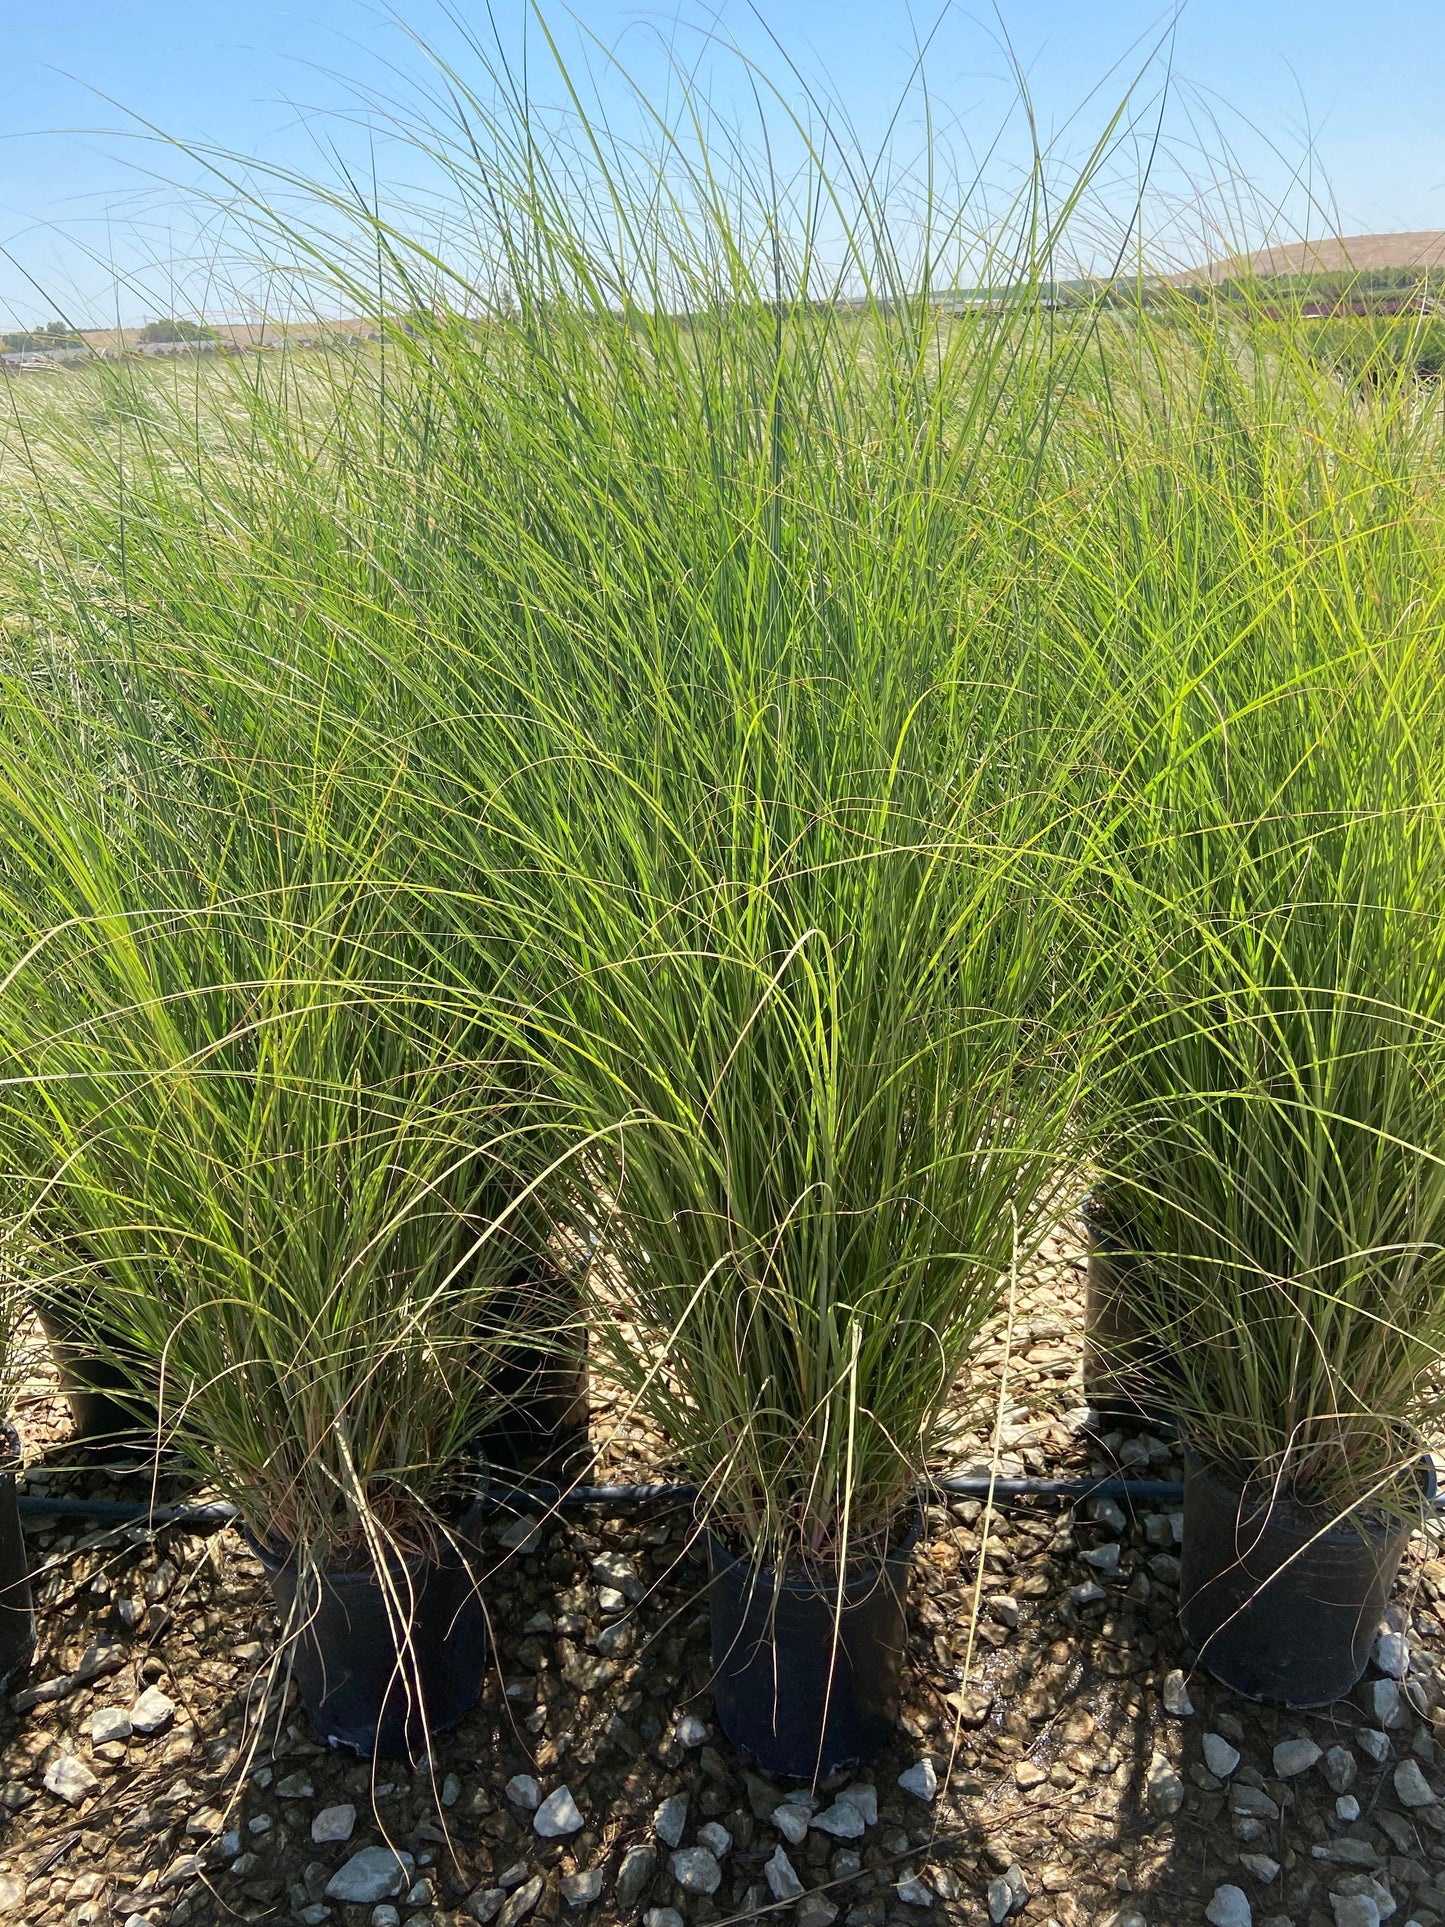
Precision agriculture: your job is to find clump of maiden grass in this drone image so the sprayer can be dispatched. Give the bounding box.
[1108,848,1445,1510]
[409,251,1117,1571]
[269,33,1130,1570]
[1043,280,1445,1511]
[0,669,578,1565]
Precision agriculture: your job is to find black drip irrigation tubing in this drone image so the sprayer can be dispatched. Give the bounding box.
[13,1472,1193,1533]
[17,1498,241,1528]
[17,1469,1445,1534]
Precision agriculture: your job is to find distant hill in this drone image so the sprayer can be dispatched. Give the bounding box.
[1179,232,1445,284]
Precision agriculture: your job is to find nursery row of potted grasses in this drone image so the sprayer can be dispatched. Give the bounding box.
[0,1186,1437,1779]
[3,24,1445,1787]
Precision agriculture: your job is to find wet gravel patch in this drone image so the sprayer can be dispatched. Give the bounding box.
[3,1217,1442,1927]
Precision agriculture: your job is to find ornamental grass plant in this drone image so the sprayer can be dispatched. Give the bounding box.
[1103,760,1445,1514]
[285,35,1134,1573]
[1040,281,1445,1515]
[0,655,580,1571]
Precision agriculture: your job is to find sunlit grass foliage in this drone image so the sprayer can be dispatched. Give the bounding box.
[3,15,1445,1569]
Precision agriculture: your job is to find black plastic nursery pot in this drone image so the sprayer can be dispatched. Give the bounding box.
[252,1498,488,1759]
[0,1429,35,1691]
[1081,1198,1171,1425]
[475,1261,592,1480]
[478,1331,591,1480]
[1179,1446,1425,1708]
[32,1291,159,1448]
[706,1514,918,1780]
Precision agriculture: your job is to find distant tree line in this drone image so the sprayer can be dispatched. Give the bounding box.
[138,319,218,344]
[3,318,222,353]
[2,321,85,352]
[1199,266,1445,312]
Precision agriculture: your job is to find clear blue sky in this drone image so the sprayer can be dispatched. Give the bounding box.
[2,0,1443,329]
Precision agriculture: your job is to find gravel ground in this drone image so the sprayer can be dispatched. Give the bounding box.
[2,1213,1443,1927]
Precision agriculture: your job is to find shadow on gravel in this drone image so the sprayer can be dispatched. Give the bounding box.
[2,1400,1442,1927]
[973,1423,1445,1927]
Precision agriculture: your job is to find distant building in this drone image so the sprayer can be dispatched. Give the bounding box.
[135,338,221,357]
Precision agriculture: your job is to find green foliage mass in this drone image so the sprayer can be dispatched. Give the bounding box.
[137,318,218,344]
[2,24,1444,1569]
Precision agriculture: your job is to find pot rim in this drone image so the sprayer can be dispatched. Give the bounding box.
[245,1490,489,1583]
[1182,1436,1435,1540]
[705,1503,922,1597]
